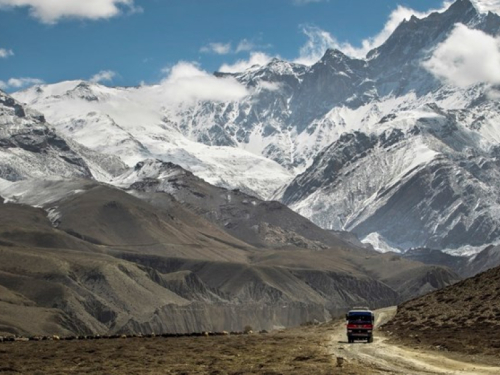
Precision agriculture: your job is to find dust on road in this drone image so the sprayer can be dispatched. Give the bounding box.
[329,307,500,374]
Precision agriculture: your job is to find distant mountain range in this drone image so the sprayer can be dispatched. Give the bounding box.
[12,0,500,256]
[1,0,500,336]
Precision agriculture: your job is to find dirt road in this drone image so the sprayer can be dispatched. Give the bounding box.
[329,307,500,374]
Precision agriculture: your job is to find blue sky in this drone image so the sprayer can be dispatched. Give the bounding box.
[0,0,491,90]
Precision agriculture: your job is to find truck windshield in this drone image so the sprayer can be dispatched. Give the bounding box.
[348,315,372,324]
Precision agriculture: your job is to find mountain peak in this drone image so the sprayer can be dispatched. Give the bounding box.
[323,48,348,60]
[317,48,354,67]
[451,0,475,11]
[366,0,478,65]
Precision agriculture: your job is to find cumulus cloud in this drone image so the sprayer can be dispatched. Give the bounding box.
[423,24,500,87]
[200,42,232,55]
[90,70,117,83]
[0,48,13,58]
[219,52,274,73]
[159,61,249,104]
[471,0,500,13]
[0,0,140,24]
[0,77,44,90]
[292,0,325,5]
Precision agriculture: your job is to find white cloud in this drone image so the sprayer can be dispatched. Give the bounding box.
[159,61,249,104]
[292,0,325,5]
[90,70,117,83]
[471,0,500,13]
[294,25,338,65]
[0,48,14,58]
[0,0,140,24]
[0,77,44,90]
[200,42,232,55]
[219,52,274,73]
[258,81,282,92]
[236,39,272,53]
[200,39,271,55]
[423,23,500,87]
[236,39,255,53]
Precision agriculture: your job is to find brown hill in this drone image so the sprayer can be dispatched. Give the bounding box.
[0,178,460,337]
[383,265,500,362]
[124,159,352,250]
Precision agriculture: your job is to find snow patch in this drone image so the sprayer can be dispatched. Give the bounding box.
[362,233,403,254]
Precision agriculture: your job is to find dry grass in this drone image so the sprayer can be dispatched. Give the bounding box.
[0,327,366,375]
[382,265,500,366]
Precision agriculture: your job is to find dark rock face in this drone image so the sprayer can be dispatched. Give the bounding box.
[368,0,479,96]
[280,110,500,251]
[0,90,93,180]
[0,90,126,181]
[352,158,500,249]
[290,50,369,129]
[404,245,500,278]
[281,131,379,205]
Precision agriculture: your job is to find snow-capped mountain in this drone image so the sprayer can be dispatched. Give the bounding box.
[0,89,126,182]
[11,0,500,254]
[280,105,500,254]
[13,81,293,199]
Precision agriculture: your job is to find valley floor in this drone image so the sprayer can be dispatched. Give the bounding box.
[0,328,353,375]
[2,308,500,374]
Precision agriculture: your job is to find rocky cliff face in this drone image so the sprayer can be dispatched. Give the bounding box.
[0,90,126,182]
[280,107,500,252]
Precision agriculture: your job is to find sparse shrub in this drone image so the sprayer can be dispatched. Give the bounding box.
[243,325,253,334]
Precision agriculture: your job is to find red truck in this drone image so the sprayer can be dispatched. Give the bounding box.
[346,307,374,343]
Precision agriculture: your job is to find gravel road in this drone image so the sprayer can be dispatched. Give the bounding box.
[329,307,500,374]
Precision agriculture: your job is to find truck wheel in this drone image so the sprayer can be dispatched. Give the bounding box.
[348,337,352,343]
[368,336,373,343]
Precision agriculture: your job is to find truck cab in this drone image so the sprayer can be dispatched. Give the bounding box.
[346,307,374,343]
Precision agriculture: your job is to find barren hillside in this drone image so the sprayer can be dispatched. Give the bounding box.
[383,265,500,363]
